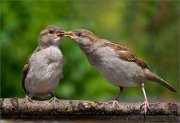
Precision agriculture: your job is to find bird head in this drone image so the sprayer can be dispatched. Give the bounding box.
[65,29,98,48]
[38,25,65,47]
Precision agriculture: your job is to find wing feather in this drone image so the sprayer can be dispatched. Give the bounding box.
[21,47,43,94]
[103,41,148,69]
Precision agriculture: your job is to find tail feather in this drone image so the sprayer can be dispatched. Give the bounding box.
[144,69,176,92]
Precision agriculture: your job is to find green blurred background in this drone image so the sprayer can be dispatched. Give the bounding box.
[1,0,179,101]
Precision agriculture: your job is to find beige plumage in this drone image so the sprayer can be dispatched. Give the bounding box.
[65,29,176,113]
[22,25,64,100]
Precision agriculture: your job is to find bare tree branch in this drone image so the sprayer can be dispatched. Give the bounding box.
[0,98,179,121]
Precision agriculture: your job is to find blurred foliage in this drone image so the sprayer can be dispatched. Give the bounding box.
[1,0,179,101]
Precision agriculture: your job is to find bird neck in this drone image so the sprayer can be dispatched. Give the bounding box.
[78,43,97,57]
[38,39,49,48]
[38,43,59,50]
[38,39,59,49]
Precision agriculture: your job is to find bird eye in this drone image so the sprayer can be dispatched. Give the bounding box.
[49,30,54,34]
[77,32,82,37]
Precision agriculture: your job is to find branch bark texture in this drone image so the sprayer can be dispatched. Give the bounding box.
[0,98,179,122]
[1,98,179,116]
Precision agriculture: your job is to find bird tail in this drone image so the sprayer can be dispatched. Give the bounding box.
[144,69,176,92]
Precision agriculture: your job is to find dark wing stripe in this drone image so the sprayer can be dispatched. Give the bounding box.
[22,62,29,94]
[21,47,43,94]
[136,58,148,68]
[104,41,148,69]
[118,50,136,61]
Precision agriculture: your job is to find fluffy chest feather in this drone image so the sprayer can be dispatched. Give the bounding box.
[25,46,63,97]
[85,46,145,87]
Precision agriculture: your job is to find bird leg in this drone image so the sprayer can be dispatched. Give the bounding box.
[110,100,119,109]
[49,93,59,104]
[110,86,124,108]
[140,83,150,114]
[115,86,124,100]
[22,95,33,108]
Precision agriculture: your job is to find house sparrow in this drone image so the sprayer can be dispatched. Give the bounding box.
[65,29,176,113]
[22,25,64,103]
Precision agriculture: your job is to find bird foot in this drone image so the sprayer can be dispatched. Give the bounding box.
[109,100,119,108]
[140,100,150,114]
[49,97,59,104]
[22,97,33,108]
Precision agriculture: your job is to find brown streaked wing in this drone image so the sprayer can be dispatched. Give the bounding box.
[22,62,29,94]
[104,41,148,69]
[135,57,148,68]
[21,47,43,94]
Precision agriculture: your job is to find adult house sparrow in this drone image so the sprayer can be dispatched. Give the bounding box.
[65,29,176,113]
[22,25,64,104]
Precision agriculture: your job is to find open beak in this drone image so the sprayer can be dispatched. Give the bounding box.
[56,31,66,37]
[64,31,77,39]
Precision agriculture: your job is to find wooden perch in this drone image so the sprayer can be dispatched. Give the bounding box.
[0,98,179,121]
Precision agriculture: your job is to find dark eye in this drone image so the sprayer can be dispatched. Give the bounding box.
[77,32,82,37]
[49,30,54,34]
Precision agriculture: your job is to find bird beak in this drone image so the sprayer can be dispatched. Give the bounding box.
[55,31,66,37]
[64,31,77,39]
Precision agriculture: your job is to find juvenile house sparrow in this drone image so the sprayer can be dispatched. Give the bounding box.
[65,29,176,113]
[22,25,64,102]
